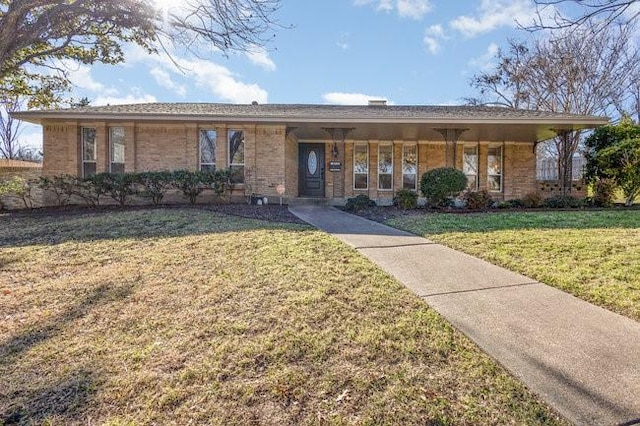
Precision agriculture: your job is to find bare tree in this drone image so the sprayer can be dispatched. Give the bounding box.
[529,0,639,31]
[0,0,283,107]
[0,95,23,159]
[469,22,639,194]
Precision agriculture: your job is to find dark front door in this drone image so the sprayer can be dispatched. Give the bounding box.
[299,144,325,197]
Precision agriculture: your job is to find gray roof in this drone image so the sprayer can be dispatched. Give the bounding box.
[14,102,607,124]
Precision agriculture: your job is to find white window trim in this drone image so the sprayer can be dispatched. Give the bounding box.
[109,127,125,173]
[402,144,418,191]
[81,127,96,178]
[487,145,503,193]
[199,129,217,172]
[378,144,393,191]
[463,144,479,191]
[353,143,369,190]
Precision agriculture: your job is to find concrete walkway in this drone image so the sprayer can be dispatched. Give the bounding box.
[289,205,640,426]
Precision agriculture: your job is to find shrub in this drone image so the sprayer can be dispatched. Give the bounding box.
[345,194,375,212]
[38,175,78,206]
[522,192,544,208]
[543,195,586,209]
[172,170,209,204]
[137,171,173,205]
[420,167,467,207]
[99,172,138,206]
[393,189,418,210]
[208,169,231,199]
[0,176,37,209]
[496,199,524,209]
[590,179,615,207]
[462,190,493,210]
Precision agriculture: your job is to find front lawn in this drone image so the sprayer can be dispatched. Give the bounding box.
[388,210,640,321]
[0,207,565,425]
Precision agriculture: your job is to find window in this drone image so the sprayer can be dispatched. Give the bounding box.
[487,146,503,192]
[354,144,368,189]
[463,145,478,190]
[402,145,417,190]
[378,145,393,190]
[199,129,216,172]
[109,127,125,173]
[228,130,245,184]
[82,127,97,177]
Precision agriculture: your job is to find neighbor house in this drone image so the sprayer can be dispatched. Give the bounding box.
[13,101,607,205]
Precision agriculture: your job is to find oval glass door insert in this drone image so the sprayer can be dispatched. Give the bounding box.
[307,151,318,175]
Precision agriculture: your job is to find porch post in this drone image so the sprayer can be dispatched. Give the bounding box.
[323,128,354,199]
[435,128,467,168]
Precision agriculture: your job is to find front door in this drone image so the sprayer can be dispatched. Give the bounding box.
[299,144,325,197]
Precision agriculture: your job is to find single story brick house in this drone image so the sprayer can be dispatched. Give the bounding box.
[14,101,607,205]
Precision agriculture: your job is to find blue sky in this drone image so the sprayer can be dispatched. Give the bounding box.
[20,0,569,150]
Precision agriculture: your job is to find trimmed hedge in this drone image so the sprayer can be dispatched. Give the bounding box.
[35,169,232,207]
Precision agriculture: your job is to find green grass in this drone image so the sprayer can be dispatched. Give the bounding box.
[389,210,640,321]
[0,208,566,425]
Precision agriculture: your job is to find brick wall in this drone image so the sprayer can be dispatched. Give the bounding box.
[39,120,542,205]
[284,132,299,198]
[503,143,537,200]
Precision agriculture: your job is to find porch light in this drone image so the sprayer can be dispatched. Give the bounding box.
[323,127,355,159]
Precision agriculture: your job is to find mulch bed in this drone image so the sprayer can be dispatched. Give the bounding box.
[0,203,308,224]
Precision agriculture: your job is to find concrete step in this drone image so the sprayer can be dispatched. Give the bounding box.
[287,197,330,206]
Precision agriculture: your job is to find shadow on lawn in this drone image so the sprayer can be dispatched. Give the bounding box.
[1,370,97,425]
[0,204,310,248]
[0,284,132,424]
[0,283,133,365]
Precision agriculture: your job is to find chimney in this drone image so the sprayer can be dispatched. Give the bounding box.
[368,99,387,107]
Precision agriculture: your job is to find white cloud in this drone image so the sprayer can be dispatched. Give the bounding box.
[175,58,268,103]
[93,94,158,106]
[63,62,118,95]
[468,43,500,71]
[244,46,276,71]
[424,24,447,54]
[322,92,391,105]
[125,45,269,104]
[450,0,536,37]
[150,67,187,97]
[355,0,432,19]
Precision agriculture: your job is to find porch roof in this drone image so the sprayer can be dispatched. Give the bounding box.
[13,103,609,142]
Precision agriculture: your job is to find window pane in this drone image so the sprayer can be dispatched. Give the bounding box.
[354,174,368,189]
[200,129,216,166]
[354,145,368,173]
[201,164,216,173]
[466,175,477,189]
[488,147,502,175]
[110,127,125,167]
[229,165,244,184]
[229,130,244,165]
[463,146,478,175]
[378,174,392,190]
[83,162,96,177]
[487,175,501,192]
[402,145,417,175]
[487,146,502,192]
[82,128,96,162]
[378,145,392,174]
[111,163,125,174]
[403,174,417,190]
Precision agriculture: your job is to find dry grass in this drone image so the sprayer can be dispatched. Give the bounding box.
[0,208,566,425]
